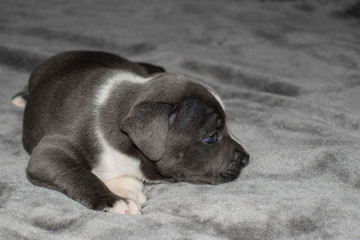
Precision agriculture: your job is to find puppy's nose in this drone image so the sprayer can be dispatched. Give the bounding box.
[219,150,249,181]
[235,151,249,167]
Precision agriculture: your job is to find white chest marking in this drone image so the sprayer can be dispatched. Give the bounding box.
[92,129,146,182]
[92,72,151,182]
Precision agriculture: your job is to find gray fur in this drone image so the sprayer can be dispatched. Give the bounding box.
[19,51,249,211]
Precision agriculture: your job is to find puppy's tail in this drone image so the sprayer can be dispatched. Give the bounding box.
[12,86,29,108]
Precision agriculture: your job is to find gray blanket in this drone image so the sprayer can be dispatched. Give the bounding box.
[1,0,360,239]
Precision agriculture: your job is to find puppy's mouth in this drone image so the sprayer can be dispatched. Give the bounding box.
[218,151,250,182]
[163,177,177,183]
[157,152,250,185]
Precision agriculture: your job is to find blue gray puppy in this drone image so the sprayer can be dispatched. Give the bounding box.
[12,51,249,214]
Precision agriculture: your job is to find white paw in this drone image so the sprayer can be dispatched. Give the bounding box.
[105,176,147,204]
[12,96,26,108]
[112,189,146,204]
[104,199,142,215]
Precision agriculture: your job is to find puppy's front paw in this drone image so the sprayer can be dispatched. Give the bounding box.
[111,188,147,204]
[103,198,142,215]
[105,176,146,204]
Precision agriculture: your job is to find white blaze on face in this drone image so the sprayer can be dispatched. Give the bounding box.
[210,89,226,111]
[196,80,226,111]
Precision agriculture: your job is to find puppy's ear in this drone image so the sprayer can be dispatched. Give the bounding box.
[122,73,219,161]
[122,102,171,161]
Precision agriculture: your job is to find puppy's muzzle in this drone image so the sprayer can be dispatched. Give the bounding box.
[219,150,249,182]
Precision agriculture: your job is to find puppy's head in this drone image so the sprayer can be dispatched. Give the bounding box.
[122,73,249,184]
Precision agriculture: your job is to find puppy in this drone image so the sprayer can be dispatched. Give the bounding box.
[12,51,249,215]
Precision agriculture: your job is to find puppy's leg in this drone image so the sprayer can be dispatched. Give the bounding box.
[26,136,141,215]
[105,176,146,204]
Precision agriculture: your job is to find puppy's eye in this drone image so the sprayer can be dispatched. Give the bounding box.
[204,133,217,144]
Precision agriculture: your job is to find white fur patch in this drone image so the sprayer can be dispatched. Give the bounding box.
[92,129,146,182]
[194,79,226,111]
[105,198,141,215]
[105,176,146,204]
[210,89,226,111]
[95,71,149,106]
[12,96,26,108]
[92,71,151,183]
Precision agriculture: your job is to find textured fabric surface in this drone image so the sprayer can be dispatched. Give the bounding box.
[1,0,360,239]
